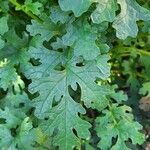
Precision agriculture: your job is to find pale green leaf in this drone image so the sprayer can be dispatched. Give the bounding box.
[50,6,70,24]
[0,125,16,150]
[139,82,150,96]
[51,38,67,50]
[0,107,23,128]
[26,45,110,118]
[0,65,18,90]
[96,105,145,150]
[40,94,91,150]
[62,21,100,60]
[1,91,31,113]
[0,16,8,35]
[0,28,30,90]
[26,20,59,43]
[58,0,92,17]
[113,0,150,39]
[91,0,117,23]
[0,37,4,49]
[0,117,37,150]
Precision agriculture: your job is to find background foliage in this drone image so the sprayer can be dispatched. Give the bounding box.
[0,0,150,149]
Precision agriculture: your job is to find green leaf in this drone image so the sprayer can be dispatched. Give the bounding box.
[0,28,30,90]
[0,16,8,49]
[142,21,150,33]
[58,0,92,17]
[0,125,16,150]
[0,107,23,128]
[107,85,128,103]
[62,21,100,60]
[0,64,22,91]
[0,117,37,150]
[0,0,147,149]
[91,0,117,24]
[0,90,35,149]
[40,94,91,150]
[24,0,42,15]
[0,1,9,13]
[112,0,150,39]
[50,6,70,24]
[0,28,29,62]
[140,55,150,77]
[122,60,140,91]
[25,42,113,148]
[51,38,67,50]
[96,105,145,150]
[0,36,5,49]
[26,19,60,43]
[25,47,64,118]
[0,16,8,35]
[1,91,31,113]
[0,59,26,91]
[26,45,110,118]
[0,91,31,126]
[139,82,150,97]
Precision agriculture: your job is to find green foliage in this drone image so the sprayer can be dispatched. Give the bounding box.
[112,0,150,39]
[91,0,117,23]
[139,82,150,96]
[58,0,92,17]
[0,16,8,49]
[0,0,150,149]
[96,105,145,150]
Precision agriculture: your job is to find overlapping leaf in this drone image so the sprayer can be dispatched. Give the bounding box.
[23,0,42,15]
[91,0,117,24]
[112,0,150,39]
[58,0,92,17]
[27,20,56,42]
[0,28,29,90]
[96,104,145,150]
[50,6,70,24]
[62,21,100,60]
[0,117,36,150]
[0,91,36,149]
[139,82,150,97]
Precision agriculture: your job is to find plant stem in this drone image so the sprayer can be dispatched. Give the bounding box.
[112,46,150,56]
[137,49,150,56]
[108,103,118,125]
[9,0,42,23]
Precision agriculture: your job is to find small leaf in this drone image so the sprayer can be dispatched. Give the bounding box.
[24,0,42,15]
[139,82,150,97]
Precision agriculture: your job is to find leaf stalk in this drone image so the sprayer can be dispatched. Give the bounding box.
[9,0,42,23]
